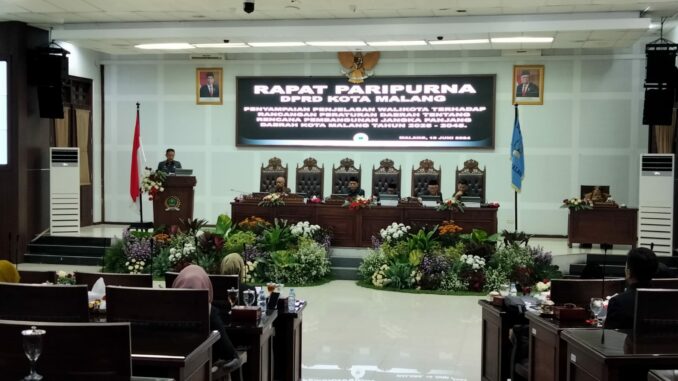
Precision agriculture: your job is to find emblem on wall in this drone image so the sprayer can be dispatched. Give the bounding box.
[338,51,380,84]
[164,195,182,212]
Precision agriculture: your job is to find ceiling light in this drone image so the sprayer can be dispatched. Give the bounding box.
[367,40,427,47]
[306,41,366,47]
[195,43,249,48]
[429,39,490,45]
[248,42,306,47]
[491,37,554,43]
[134,43,195,50]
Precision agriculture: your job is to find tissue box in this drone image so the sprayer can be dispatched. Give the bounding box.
[554,305,588,321]
[230,306,261,324]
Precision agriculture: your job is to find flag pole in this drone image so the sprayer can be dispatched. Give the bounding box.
[514,105,519,232]
[136,102,144,226]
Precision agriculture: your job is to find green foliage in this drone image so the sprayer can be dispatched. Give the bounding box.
[385,262,413,289]
[460,229,500,246]
[102,239,127,273]
[381,240,410,264]
[265,238,330,285]
[407,227,438,253]
[181,218,208,234]
[260,219,293,252]
[441,242,465,262]
[224,231,257,254]
[358,249,389,282]
[152,247,172,278]
[501,230,532,246]
[408,249,425,267]
[215,214,233,237]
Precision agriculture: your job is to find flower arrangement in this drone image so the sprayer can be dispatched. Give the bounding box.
[483,202,500,208]
[379,223,411,243]
[125,258,146,274]
[56,271,75,285]
[371,264,390,287]
[308,196,322,204]
[259,193,285,207]
[536,279,551,292]
[344,195,374,210]
[561,197,592,211]
[168,242,196,266]
[238,216,271,233]
[140,167,167,201]
[290,221,321,238]
[437,198,465,212]
[438,221,463,236]
[460,254,486,270]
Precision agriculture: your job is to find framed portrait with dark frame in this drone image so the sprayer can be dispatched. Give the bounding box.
[512,65,544,105]
[196,67,223,105]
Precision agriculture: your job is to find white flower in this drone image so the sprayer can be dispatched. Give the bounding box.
[128,266,133,270]
[57,270,67,278]
[195,230,205,238]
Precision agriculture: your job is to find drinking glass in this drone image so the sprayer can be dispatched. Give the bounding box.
[22,326,46,381]
[243,289,255,306]
[590,298,604,327]
[227,288,239,307]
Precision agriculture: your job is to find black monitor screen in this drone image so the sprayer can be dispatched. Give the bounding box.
[236,75,495,148]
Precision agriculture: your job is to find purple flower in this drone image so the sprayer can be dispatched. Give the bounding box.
[420,255,451,276]
[123,228,153,262]
[371,235,382,250]
[243,244,265,263]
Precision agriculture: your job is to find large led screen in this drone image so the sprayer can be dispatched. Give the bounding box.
[236,75,495,148]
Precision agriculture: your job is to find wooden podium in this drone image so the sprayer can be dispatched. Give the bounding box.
[152,176,196,228]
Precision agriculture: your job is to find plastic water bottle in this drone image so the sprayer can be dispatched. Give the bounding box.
[258,292,267,312]
[288,288,296,313]
[509,283,517,296]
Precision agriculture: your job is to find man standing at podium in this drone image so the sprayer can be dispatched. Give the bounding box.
[158,148,182,174]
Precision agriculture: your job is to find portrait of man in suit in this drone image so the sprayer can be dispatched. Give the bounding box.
[513,65,544,105]
[196,68,223,105]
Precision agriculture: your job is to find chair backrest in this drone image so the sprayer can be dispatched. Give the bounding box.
[634,288,678,335]
[295,157,324,198]
[0,319,131,381]
[456,159,486,203]
[106,285,210,337]
[372,158,401,197]
[332,158,361,195]
[18,270,56,284]
[650,278,678,289]
[0,283,89,322]
[411,159,441,197]
[74,271,153,289]
[550,278,626,307]
[260,157,288,192]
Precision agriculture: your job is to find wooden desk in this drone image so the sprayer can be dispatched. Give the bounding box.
[479,300,528,381]
[132,331,219,381]
[232,202,498,247]
[649,370,678,381]
[567,208,638,248]
[562,329,678,381]
[226,310,278,381]
[526,311,594,381]
[274,303,306,381]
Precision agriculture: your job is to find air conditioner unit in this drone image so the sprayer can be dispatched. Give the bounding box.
[50,148,80,235]
[638,154,674,255]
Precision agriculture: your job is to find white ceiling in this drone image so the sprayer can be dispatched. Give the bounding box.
[0,0,676,54]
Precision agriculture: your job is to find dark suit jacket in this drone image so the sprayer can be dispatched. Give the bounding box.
[270,186,291,194]
[200,84,220,97]
[515,83,539,97]
[346,188,365,198]
[157,160,182,173]
[605,282,650,330]
[419,190,443,202]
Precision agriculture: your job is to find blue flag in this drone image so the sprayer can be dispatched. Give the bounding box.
[511,110,525,191]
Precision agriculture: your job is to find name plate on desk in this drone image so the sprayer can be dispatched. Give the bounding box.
[422,201,439,208]
[465,202,481,208]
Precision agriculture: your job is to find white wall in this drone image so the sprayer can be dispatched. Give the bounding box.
[60,42,103,222]
[101,45,648,235]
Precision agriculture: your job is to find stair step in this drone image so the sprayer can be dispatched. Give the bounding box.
[330,257,363,268]
[331,267,359,281]
[585,254,678,267]
[33,236,111,247]
[23,253,103,266]
[28,244,107,257]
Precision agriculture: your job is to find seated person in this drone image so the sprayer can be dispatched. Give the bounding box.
[385,183,398,195]
[172,265,241,368]
[270,176,291,194]
[604,247,658,330]
[0,260,20,283]
[345,177,365,199]
[419,179,443,202]
[453,179,469,200]
[220,253,258,304]
[157,148,182,174]
[584,186,610,203]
